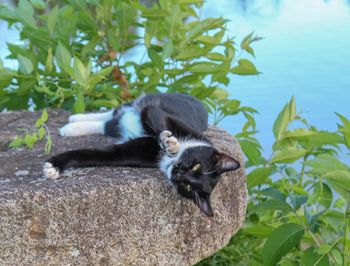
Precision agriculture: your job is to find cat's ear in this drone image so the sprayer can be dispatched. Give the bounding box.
[193,191,213,217]
[215,152,240,174]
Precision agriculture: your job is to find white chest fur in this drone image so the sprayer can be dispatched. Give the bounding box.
[159,139,211,179]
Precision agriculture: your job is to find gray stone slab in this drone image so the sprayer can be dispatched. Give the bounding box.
[0,110,247,266]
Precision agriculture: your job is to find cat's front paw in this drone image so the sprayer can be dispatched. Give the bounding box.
[159,130,180,156]
[43,162,61,179]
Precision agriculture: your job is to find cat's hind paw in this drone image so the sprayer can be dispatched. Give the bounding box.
[43,162,61,179]
[68,114,83,123]
[159,130,180,156]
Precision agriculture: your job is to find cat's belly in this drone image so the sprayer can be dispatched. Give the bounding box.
[117,107,145,143]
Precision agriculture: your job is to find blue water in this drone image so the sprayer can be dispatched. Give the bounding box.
[1,0,350,152]
[204,0,350,150]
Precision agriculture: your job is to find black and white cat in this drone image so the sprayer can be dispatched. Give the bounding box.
[43,93,240,217]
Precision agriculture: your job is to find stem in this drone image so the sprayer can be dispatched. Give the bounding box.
[314,239,340,266]
[300,156,307,184]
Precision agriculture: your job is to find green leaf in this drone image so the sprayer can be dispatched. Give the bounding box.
[187,18,225,39]
[336,112,350,128]
[73,57,88,86]
[306,155,350,189]
[45,48,53,72]
[196,35,221,45]
[305,209,324,233]
[47,5,59,36]
[244,225,275,238]
[148,49,163,69]
[290,194,308,210]
[86,66,114,90]
[23,132,37,149]
[0,69,17,81]
[270,147,307,163]
[241,32,255,57]
[240,139,262,165]
[9,138,23,148]
[162,40,173,60]
[175,46,206,60]
[313,131,343,145]
[306,154,348,173]
[55,42,71,70]
[323,170,350,190]
[38,127,45,140]
[284,128,316,138]
[289,96,296,120]
[262,223,304,266]
[253,199,293,213]
[231,59,259,75]
[31,0,46,9]
[206,52,226,61]
[17,0,36,28]
[314,182,333,209]
[189,62,221,73]
[261,187,286,201]
[141,9,169,18]
[331,249,343,265]
[336,112,350,149]
[301,247,329,266]
[273,102,290,141]
[35,109,48,128]
[212,88,230,100]
[18,54,33,74]
[317,244,332,255]
[73,91,85,113]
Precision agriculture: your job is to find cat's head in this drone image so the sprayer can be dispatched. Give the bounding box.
[170,146,240,217]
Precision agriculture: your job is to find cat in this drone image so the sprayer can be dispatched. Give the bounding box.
[43,93,240,217]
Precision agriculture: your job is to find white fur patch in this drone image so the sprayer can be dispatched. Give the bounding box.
[117,107,144,143]
[159,139,211,179]
[68,110,113,122]
[43,162,60,179]
[60,121,105,136]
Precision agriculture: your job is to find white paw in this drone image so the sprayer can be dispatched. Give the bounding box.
[43,162,60,179]
[68,114,83,123]
[59,124,75,136]
[160,130,172,142]
[160,130,180,155]
[60,121,105,136]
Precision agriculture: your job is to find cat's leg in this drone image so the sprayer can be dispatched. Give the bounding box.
[141,106,202,138]
[68,110,114,123]
[60,110,114,136]
[159,130,180,155]
[60,121,106,136]
[43,137,159,179]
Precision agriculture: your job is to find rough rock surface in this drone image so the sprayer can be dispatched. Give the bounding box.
[0,110,247,266]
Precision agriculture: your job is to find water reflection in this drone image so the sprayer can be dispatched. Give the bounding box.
[204,0,350,150]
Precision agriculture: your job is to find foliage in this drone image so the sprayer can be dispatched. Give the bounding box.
[197,98,350,265]
[0,0,258,126]
[9,109,52,154]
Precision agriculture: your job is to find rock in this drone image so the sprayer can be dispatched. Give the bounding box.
[0,110,247,266]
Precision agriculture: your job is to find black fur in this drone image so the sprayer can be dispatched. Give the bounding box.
[46,93,240,217]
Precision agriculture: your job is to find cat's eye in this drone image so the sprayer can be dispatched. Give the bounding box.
[186,184,192,192]
[192,163,201,172]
